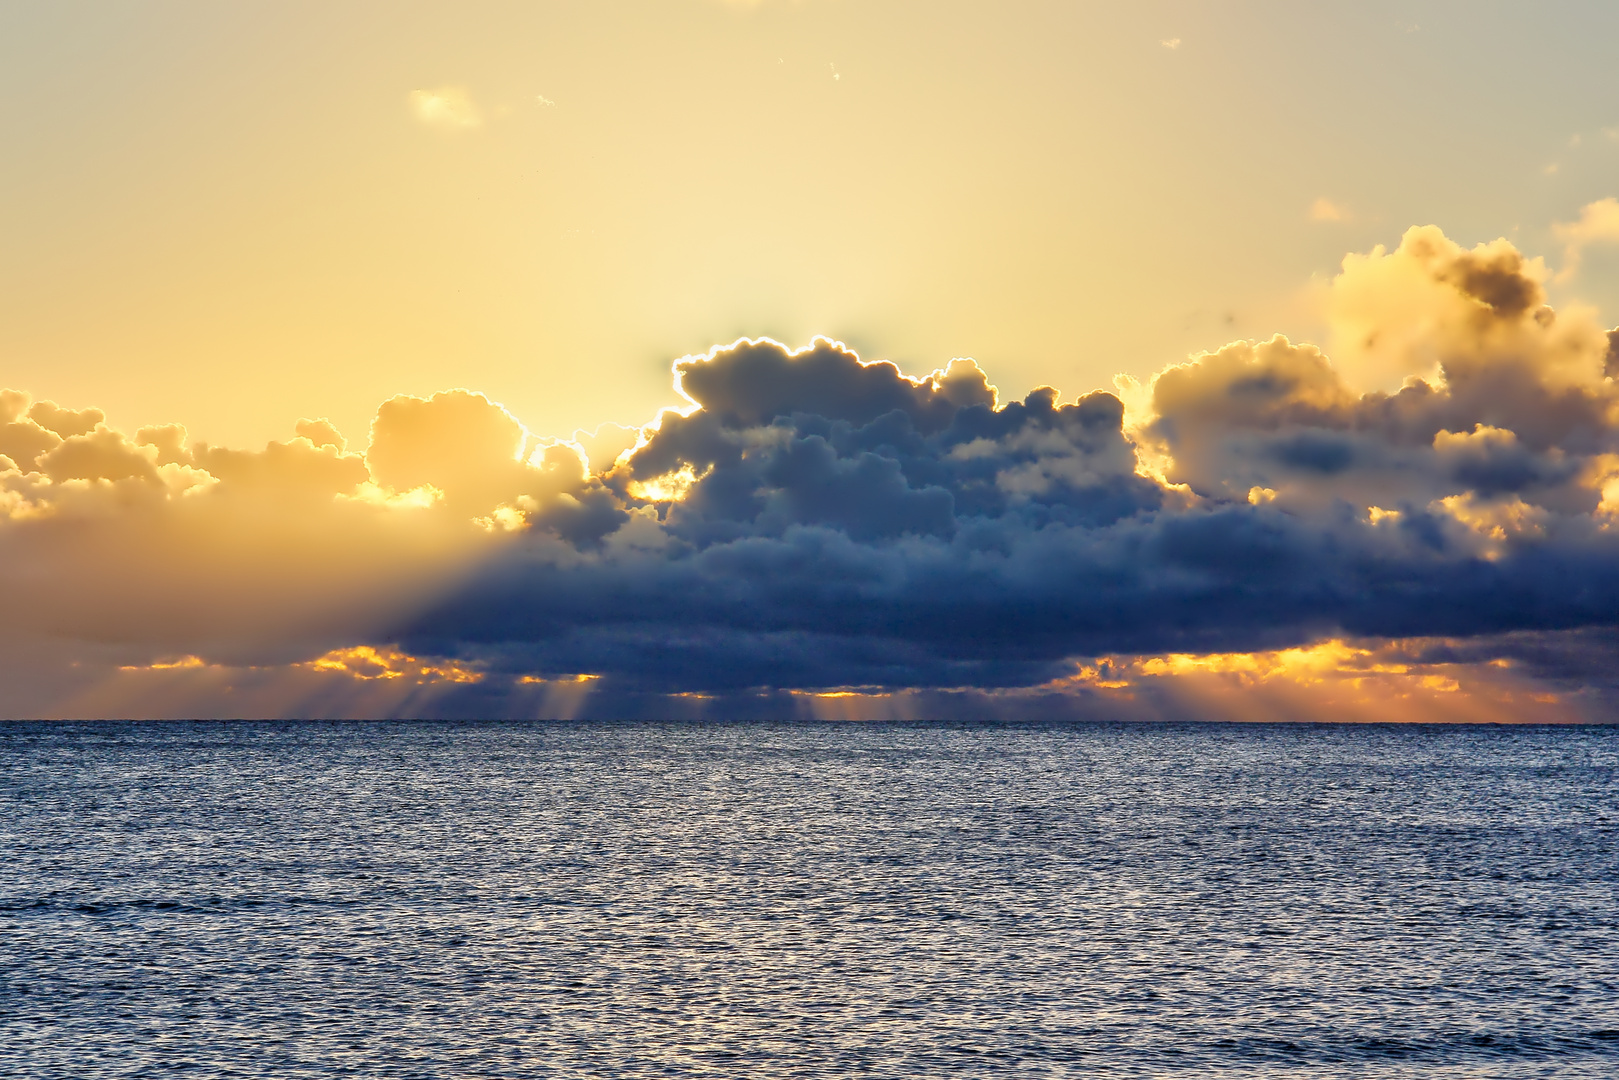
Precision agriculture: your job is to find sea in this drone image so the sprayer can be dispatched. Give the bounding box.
[3,720,1617,1078]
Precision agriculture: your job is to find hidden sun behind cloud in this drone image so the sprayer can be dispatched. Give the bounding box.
[4,223,1619,721]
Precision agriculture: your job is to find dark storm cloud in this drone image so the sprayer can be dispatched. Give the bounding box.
[7,225,1619,718]
[403,492,1619,692]
[397,233,1619,695]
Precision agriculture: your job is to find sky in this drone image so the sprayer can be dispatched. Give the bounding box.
[4,0,1619,720]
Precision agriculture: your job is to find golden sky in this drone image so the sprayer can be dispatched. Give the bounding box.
[5,1,1618,448]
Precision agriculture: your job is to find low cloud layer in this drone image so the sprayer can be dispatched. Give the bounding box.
[6,224,1619,719]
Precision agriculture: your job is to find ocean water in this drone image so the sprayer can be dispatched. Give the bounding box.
[3,721,1618,1079]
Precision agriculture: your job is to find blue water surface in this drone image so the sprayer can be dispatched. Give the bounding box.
[2,720,1617,1078]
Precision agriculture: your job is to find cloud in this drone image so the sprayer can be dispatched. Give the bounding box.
[1310,197,1349,223]
[0,384,621,718]
[1553,197,1619,282]
[399,274,1619,705]
[1160,38,1181,50]
[27,399,104,438]
[5,225,1619,719]
[1322,224,1580,393]
[409,86,482,130]
[367,389,531,509]
[572,422,640,475]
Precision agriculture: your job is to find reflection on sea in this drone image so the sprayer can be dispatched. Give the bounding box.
[3,720,1617,1078]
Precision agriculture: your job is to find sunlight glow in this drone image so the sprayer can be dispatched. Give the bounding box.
[788,688,917,722]
[627,464,704,503]
[305,645,483,684]
[118,655,208,673]
[1048,638,1580,724]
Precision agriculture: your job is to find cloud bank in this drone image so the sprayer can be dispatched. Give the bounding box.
[5,225,1619,720]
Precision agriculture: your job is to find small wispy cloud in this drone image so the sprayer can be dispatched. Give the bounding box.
[536,94,555,107]
[409,86,482,130]
[1310,197,1350,223]
[1160,38,1181,50]
[1552,197,1619,282]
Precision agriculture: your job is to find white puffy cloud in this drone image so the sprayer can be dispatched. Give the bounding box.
[1553,197,1619,282]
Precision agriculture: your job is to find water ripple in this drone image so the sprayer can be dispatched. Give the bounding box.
[2,720,1617,1078]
